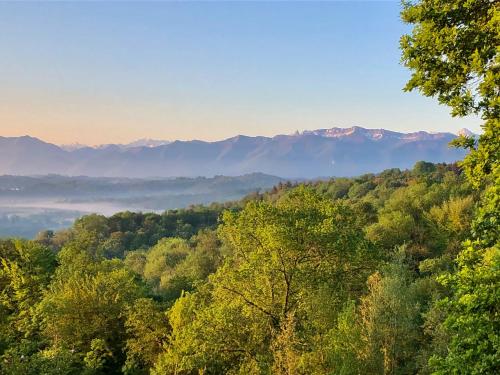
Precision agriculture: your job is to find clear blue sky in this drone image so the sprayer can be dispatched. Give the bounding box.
[0,1,480,145]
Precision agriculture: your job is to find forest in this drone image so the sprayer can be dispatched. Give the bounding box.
[0,0,498,374]
[0,159,497,374]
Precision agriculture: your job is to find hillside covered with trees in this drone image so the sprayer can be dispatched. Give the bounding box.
[0,160,493,374]
[0,0,498,374]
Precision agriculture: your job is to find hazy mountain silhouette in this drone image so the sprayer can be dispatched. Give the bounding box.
[0,126,470,178]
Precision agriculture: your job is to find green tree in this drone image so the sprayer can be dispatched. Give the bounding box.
[413,161,437,176]
[154,187,377,373]
[401,0,499,119]
[0,240,56,348]
[123,298,169,374]
[366,182,451,260]
[359,254,428,375]
[37,258,145,373]
[83,338,113,373]
[299,300,364,375]
[401,1,499,372]
[142,238,190,297]
[0,346,81,375]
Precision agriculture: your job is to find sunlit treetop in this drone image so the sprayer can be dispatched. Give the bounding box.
[401,0,499,120]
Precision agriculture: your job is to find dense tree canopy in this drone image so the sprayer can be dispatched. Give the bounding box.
[0,1,497,373]
[402,0,499,373]
[0,162,482,374]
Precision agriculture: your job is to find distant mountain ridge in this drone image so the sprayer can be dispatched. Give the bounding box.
[0,126,471,178]
[61,138,171,151]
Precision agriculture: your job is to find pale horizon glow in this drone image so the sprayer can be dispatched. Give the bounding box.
[0,1,481,145]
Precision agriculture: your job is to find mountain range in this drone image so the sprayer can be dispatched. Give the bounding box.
[0,126,471,178]
[60,138,171,151]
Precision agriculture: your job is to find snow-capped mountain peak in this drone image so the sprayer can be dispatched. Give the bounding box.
[122,138,171,148]
[457,128,476,137]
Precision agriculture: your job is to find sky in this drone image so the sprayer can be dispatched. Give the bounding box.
[0,1,481,145]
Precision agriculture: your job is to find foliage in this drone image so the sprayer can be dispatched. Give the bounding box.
[154,187,379,373]
[38,207,223,258]
[0,0,496,371]
[0,162,482,374]
[123,298,170,374]
[402,0,499,373]
[0,240,56,347]
[401,0,499,119]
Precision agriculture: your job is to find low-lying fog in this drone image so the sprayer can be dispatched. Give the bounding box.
[0,198,158,238]
[0,173,284,238]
